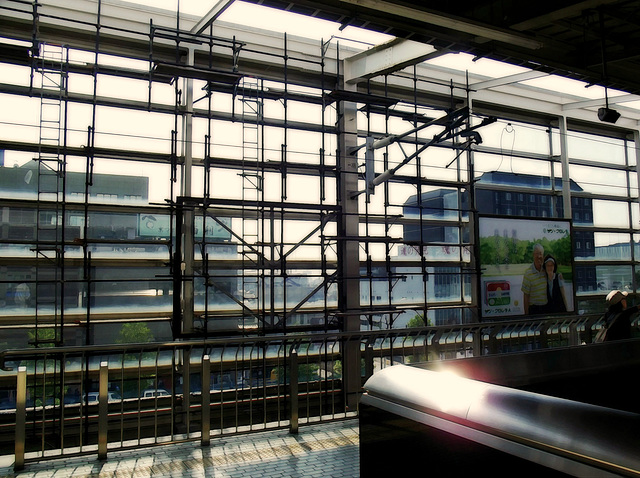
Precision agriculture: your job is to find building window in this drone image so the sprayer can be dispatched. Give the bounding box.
[9,208,35,225]
[96,193,118,200]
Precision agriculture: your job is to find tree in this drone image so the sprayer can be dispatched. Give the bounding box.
[407,314,431,327]
[116,323,154,344]
[115,323,156,398]
[27,327,57,348]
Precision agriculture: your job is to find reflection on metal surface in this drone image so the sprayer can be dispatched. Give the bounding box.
[362,365,640,477]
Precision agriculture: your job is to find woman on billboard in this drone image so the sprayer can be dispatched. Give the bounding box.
[542,254,567,313]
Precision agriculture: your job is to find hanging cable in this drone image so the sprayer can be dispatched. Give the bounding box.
[497,122,515,173]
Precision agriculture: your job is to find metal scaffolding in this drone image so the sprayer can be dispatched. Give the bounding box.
[1,0,639,352]
[32,41,69,347]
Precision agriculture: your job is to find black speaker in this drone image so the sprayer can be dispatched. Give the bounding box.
[597,107,621,123]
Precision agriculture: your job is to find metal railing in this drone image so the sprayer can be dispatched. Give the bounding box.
[0,312,627,470]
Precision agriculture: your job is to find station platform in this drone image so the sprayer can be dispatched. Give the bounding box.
[0,419,360,478]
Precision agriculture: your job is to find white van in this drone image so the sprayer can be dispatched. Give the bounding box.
[142,389,170,398]
[85,392,121,403]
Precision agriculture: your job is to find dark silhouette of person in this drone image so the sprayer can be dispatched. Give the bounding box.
[602,290,638,341]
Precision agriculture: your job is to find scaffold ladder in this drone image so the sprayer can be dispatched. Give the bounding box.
[239,77,263,329]
[32,42,69,346]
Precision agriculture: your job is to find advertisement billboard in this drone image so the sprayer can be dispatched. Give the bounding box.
[479,216,573,318]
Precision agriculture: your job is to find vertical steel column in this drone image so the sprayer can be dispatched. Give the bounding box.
[182,47,195,334]
[635,130,640,203]
[179,47,196,431]
[633,131,640,291]
[624,138,635,288]
[98,361,108,460]
[467,102,479,324]
[201,355,210,446]
[172,203,183,335]
[83,0,102,347]
[558,115,572,219]
[14,366,27,471]
[337,77,362,409]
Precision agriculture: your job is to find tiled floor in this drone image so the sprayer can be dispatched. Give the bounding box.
[0,419,360,478]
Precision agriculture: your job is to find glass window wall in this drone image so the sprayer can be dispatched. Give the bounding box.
[1,0,639,347]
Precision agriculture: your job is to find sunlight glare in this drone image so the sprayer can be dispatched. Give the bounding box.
[427,371,487,415]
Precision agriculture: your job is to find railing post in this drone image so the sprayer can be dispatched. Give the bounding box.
[98,361,108,461]
[585,316,597,343]
[540,323,550,348]
[14,365,26,471]
[365,343,374,381]
[488,326,499,354]
[290,348,298,434]
[423,331,430,361]
[431,329,443,359]
[183,349,192,434]
[472,327,483,357]
[568,323,580,346]
[201,355,210,447]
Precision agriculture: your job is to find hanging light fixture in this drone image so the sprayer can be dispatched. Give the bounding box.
[597,10,620,124]
[597,90,620,123]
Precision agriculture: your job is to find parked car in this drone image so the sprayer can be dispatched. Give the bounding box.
[142,389,170,398]
[85,391,121,403]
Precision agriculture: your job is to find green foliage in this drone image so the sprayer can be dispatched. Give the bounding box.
[299,363,319,381]
[552,235,572,265]
[115,323,157,395]
[407,314,431,327]
[27,328,57,348]
[116,323,154,344]
[332,360,342,377]
[272,362,321,383]
[480,234,572,268]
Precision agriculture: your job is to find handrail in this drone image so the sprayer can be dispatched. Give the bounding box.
[361,365,640,477]
[1,312,631,470]
[0,312,606,369]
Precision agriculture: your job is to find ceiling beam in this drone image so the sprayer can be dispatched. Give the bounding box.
[190,0,236,34]
[344,38,441,84]
[471,71,550,91]
[337,0,543,50]
[562,93,640,110]
[508,0,620,31]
